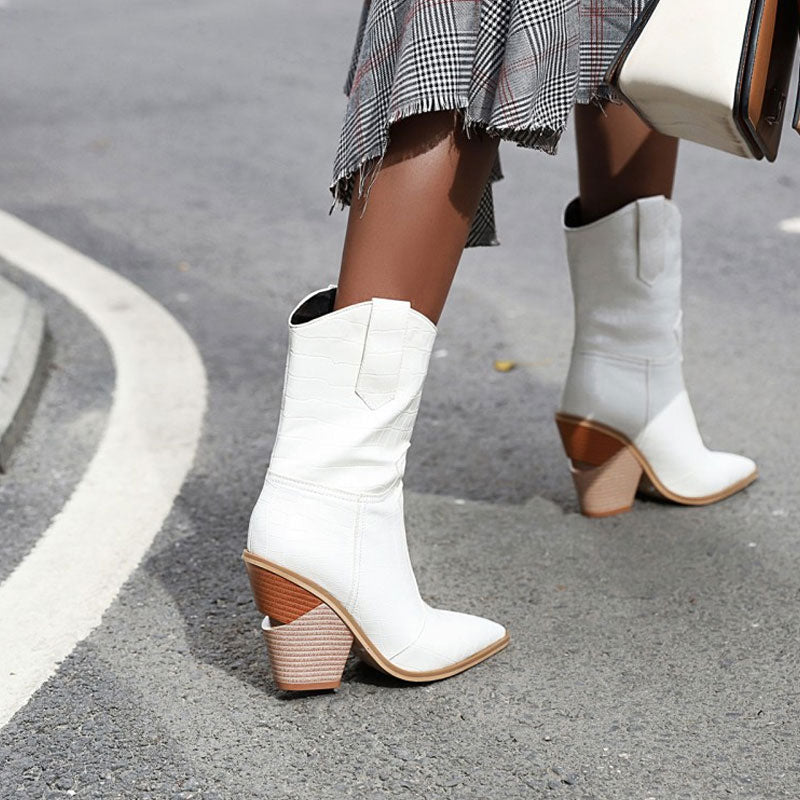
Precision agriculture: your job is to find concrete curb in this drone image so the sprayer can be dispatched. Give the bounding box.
[0,274,49,471]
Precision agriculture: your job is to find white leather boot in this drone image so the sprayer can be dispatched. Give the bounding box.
[556,196,757,517]
[245,285,508,690]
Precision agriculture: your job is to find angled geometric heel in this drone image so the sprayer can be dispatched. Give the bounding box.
[556,414,643,517]
[245,556,353,691]
[261,605,353,691]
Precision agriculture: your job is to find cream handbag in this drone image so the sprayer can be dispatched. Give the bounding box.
[606,0,800,161]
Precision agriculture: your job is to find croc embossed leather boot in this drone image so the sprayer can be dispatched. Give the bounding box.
[556,196,757,517]
[244,285,508,690]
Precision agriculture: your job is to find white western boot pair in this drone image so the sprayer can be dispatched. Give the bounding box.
[557,195,757,517]
[245,285,508,691]
[245,196,757,690]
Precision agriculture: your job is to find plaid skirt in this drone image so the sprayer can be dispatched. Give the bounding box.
[330,0,645,246]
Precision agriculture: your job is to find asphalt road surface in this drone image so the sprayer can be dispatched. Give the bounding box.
[1,1,800,798]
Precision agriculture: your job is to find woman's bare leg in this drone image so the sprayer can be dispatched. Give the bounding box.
[575,100,679,223]
[334,111,500,324]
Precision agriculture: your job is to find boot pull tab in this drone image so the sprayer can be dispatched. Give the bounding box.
[355,297,410,409]
[636,196,666,286]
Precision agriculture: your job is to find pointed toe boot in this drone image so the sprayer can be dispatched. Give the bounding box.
[245,285,509,690]
[556,196,757,518]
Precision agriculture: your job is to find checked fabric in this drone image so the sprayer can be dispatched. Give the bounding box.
[330,0,645,247]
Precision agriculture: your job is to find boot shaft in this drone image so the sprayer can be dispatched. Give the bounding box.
[268,285,437,494]
[564,195,683,361]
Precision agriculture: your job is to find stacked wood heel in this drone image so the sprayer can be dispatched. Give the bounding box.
[556,415,644,518]
[244,556,353,691]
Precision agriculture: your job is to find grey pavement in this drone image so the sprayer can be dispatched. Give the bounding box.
[1,1,800,798]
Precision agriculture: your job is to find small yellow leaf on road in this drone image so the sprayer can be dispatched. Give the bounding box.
[493,360,517,372]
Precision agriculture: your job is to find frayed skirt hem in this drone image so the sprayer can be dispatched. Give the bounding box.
[328,95,565,248]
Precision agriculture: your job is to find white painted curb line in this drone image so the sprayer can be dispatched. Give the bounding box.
[0,211,207,727]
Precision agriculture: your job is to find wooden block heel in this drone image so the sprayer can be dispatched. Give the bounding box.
[556,415,643,517]
[245,558,353,691]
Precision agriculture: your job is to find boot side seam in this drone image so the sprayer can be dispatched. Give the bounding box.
[347,497,365,610]
[572,346,682,368]
[265,469,402,503]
